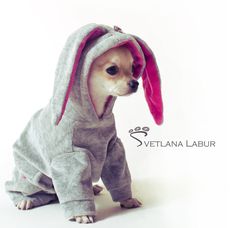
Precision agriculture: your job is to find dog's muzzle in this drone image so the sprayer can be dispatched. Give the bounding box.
[128,80,139,92]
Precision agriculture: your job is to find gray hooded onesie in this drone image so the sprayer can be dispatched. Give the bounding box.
[5,23,163,219]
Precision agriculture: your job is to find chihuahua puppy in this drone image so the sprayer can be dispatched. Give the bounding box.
[6,24,163,225]
[15,46,142,224]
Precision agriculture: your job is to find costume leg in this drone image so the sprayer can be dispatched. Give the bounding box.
[7,190,58,208]
[5,168,58,208]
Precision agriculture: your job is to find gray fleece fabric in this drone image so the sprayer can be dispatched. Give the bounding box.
[5,24,149,219]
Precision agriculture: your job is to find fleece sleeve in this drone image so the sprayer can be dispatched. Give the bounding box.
[101,137,132,202]
[50,151,95,219]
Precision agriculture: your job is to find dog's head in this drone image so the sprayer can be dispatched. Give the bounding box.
[88,46,139,97]
[52,24,163,125]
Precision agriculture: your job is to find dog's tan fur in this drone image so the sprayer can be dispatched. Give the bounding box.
[88,46,137,117]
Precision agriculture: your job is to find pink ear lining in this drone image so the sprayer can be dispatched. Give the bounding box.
[119,42,145,78]
[56,28,106,125]
[136,39,163,125]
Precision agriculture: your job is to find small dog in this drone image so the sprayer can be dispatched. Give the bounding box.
[5,24,163,224]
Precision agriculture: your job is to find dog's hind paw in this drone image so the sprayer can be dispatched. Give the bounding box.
[93,184,103,195]
[120,198,142,209]
[16,200,34,210]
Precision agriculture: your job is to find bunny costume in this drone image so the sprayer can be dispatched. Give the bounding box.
[5,23,163,219]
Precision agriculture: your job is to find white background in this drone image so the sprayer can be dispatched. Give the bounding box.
[0,0,233,227]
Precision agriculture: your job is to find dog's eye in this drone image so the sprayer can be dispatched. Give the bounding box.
[106,66,119,76]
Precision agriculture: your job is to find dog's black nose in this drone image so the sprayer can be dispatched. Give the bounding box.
[128,80,139,92]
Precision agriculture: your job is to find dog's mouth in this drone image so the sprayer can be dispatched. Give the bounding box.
[108,83,139,96]
[116,88,138,96]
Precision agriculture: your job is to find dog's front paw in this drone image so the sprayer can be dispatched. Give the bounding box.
[120,198,142,209]
[74,215,95,224]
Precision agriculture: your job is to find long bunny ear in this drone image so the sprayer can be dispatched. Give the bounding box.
[52,24,108,125]
[134,36,164,125]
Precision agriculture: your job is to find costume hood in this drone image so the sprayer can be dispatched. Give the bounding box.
[51,23,163,125]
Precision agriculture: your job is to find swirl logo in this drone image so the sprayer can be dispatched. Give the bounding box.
[128,126,150,147]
